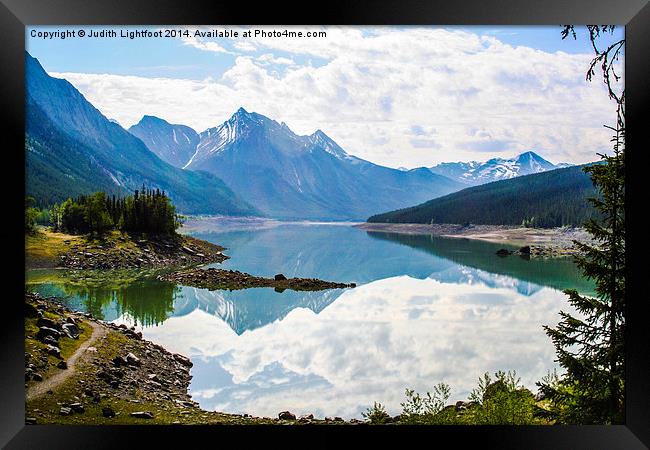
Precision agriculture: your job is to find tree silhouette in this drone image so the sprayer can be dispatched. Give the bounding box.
[539,25,625,424]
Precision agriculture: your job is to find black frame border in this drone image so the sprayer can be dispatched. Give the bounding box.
[2,0,649,448]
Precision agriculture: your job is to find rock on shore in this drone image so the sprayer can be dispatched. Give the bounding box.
[157,268,356,292]
[55,231,228,270]
[25,293,362,425]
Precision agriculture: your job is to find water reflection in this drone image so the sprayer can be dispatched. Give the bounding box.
[365,231,595,296]
[27,271,180,327]
[142,274,572,419]
[25,222,593,419]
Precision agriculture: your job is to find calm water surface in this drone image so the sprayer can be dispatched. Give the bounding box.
[26,220,594,419]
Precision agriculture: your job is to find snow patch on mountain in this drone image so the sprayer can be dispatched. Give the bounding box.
[429,151,566,185]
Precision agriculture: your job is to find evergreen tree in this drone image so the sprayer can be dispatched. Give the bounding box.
[56,186,181,235]
[538,25,625,424]
[25,196,39,234]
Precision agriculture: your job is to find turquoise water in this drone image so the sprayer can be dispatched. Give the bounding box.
[26,220,593,419]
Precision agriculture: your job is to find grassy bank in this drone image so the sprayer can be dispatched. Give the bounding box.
[25,228,227,270]
[24,294,358,425]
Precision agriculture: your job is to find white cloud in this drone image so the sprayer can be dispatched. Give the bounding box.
[51,26,621,167]
[138,275,575,419]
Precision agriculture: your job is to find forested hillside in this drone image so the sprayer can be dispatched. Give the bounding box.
[368,165,600,228]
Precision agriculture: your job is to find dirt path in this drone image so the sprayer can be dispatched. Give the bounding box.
[26,321,107,401]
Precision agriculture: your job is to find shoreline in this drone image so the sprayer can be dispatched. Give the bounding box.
[25,228,228,271]
[158,268,356,292]
[355,223,593,257]
[25,293,361,425]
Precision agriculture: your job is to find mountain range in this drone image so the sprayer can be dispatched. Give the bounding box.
[368,164,598,227]
[428,151,571,186]
[128,107,463,220]
[128,115,200,168]
[25,52,256,215]
[26,50,579,221]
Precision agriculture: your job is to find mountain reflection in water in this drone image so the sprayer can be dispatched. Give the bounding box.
[26,222,593,419]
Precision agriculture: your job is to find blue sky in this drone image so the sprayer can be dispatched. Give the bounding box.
[25,25,624,168]
[27,25,623,79]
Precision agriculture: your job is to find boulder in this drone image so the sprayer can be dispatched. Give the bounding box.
[496,248,512,257]
[59,407,72,416]
[125,352,141,366]
[181,246,196,255]
[172,354,193,368]
[102,407,116,418]
[274,274,287,281]
[70,403,85,413]
[36,327,61,342]
[519,245,531,255]
[131,411,154,419]
[42,335,59,347]
[112,355,128,367]
[31,373,43,382]
[45,344,62,359]
[25,302,39,318]
[36,317,59,330]
[61,323,79,339]
[278,411,296,420]
[57,360,68,370]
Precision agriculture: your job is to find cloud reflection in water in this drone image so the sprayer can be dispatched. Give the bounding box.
[139,272,572,419]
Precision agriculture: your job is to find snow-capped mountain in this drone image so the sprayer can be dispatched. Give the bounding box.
[184,108,359,169]
[134,108,463,220]
[128,116,200,168]
[25,51,256,216]
[429,151,567,185]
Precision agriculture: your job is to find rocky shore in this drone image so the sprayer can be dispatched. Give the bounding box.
[356,223,592,258]
[26,229,228,270]
[157,268,357,292]
[24,293,365,425]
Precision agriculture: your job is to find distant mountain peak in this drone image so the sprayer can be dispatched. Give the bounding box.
[309,129,349,158]
[136,115,169,126]
[429,151,567,186]
[128,115,200,168]
[515,150,546,162]
[230,107,258,124]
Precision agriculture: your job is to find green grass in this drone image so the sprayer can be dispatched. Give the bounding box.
[25,327,342,425]
[25,228,81,268]
[26,330,278,425]
[25,313,93,389]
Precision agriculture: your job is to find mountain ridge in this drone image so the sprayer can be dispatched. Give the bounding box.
[25,52,257,216]
[131,108,464,220]
[429,151,569,186]
[368,164,599,228]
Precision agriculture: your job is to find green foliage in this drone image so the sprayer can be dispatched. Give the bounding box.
[466,371,540,425]
[368,165,599,228]
[361,402,391,424]
[537,25,625,425]
[365,371,545,425]
[539,152,625,424]
[56,187,182,235]
[25,90,257,216]
[25,196,39,234]
[398,383,450,424]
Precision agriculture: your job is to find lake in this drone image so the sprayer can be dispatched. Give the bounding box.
[25,219,594,419]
